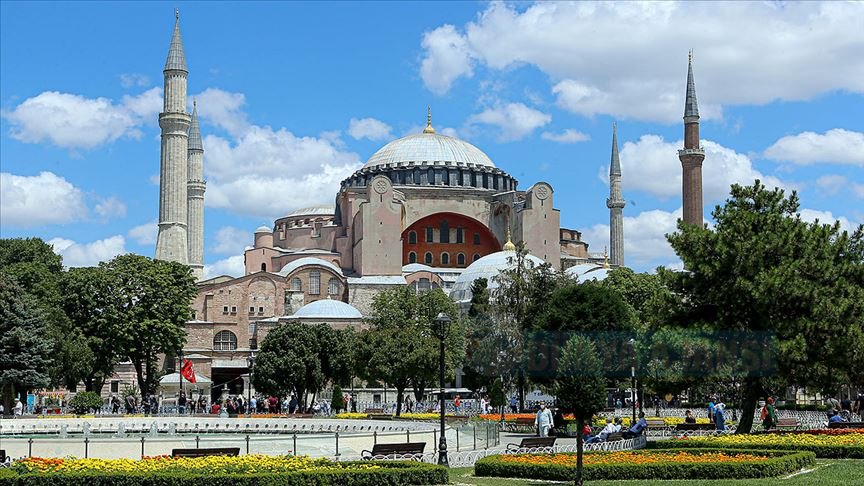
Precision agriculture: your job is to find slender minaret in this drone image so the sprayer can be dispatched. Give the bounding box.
[606,123,625,267]
[678,50,705,226]
[187,99,206,279]
[156,10,190,265]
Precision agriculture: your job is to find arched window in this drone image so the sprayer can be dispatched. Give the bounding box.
[473,253,481,262]
[328,278,341,295]
[474,233,481,245]
[426,227,434,242]
[408,252,417,263]
[260,262,267,272]
[440,220,450,243]
[291,277,302,291]
[408,231,417,244]
[424,252,433,265]
[440,252,450,266]
[456,227,464,243]
[213,330,237,351]
[457,253,466,266]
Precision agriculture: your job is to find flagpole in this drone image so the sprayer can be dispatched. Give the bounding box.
[178,352,183,416]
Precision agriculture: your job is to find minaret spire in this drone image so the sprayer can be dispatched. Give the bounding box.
[187,99,206,279]
[606,122,625,267]
[678,50,705,226]
[156,11,191,266]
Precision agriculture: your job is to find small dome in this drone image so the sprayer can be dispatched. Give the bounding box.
[292,299,362,319]
[255,225,271,233]
[450,250,546,303]
[565,263,604,277]
[364,132,495,170]
[576,267,611,283]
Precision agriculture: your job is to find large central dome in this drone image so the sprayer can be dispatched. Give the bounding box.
[364,132,495,169]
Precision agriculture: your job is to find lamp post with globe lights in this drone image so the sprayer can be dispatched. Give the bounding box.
[433,312,451,467]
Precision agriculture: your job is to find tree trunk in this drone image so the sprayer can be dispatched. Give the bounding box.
[396,386,405,417]
[84,377,94,392]
[736,377,762,434]
[575,416,584,486]
[132,358,147,399]
[2,382,14,415]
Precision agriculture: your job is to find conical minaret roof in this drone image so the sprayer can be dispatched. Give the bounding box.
[684,50,699,119]
[164,10,188,72]
[188,100,203,151]
[610,122,621,176]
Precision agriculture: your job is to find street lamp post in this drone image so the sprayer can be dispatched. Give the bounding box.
[628,338,637,425]
[433,312,451,467]
[247,338,257,418]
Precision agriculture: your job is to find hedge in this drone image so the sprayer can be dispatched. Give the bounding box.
[0,461,446,486]
[649,438,864,459]
[474,449,814,481]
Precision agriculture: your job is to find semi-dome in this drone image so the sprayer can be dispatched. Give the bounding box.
[364,132,495,170]
[292,299,363,319]
[286,206,334,217]
[277,257,343,277]
[450,250,546,303]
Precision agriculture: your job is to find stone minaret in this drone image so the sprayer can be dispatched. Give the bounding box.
[606,123,625,267]
[187,100,205,279]
[156,10,190,265]
[678,50,705,226]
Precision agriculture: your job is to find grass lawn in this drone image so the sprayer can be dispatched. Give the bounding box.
[449,459,864,485]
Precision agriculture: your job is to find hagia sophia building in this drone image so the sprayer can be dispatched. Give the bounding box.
[148,13,704,398]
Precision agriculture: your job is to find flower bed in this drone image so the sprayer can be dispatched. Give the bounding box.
[474,449,814,481]
[334,412,462,421]
[653,432,864,458]
[0,455,446,485]
[475,414,713,427]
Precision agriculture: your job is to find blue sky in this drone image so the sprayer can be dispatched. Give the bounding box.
[1,1,862,275]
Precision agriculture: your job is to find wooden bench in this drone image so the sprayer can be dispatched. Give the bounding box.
[605,432,624,442]
[828,421,864,429]
[367,413,393,420]
[506,436,556,452]
[775,418,801,430]
[364,407,385,414]
[361,442,425,460]
[171,447,240,458]
[0,449,8,468]
[675,423,716,432]
[504,416,537,433]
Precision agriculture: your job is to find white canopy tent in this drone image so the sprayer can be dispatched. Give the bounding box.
[159,372,212,398]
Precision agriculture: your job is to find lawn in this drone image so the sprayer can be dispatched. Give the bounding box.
[449,459,864,485]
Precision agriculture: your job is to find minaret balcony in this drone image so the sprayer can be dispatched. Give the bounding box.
[606,198,626,209]
[678,148,705,156]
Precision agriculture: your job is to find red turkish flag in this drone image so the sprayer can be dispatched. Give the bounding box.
[181,359,197,384]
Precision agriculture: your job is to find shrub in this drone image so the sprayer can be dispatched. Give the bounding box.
[474,449,814,481]
[67,392,104,415]
[653,432,864,458]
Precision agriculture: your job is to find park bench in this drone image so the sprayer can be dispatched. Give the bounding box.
[646,418,670,437]
[506,436,557,453]
[364,407,385,414]
[605,432,624,442]
[171,447,240,458]
[775,418,801,430]
[0,450,9,468]
[504,416,537,433]
[828,421,864,429]
[361,442,426,460]
[367,413,393,420]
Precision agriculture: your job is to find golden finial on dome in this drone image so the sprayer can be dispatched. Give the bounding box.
[503,225,516,251]
[423,106,436,134]
[603,246,610,268]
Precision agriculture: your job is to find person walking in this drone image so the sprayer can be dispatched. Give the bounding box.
[509,395,518,413]
[714,402,727,431]
[534,402,554,437]
[761,397,777,431]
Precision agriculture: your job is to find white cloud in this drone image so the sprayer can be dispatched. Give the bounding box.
[618,135,788,204]
[192,88,249,137]
[211,226,252,255]
[94,196,127,219]
[119,73,150,88]
[203,255,246,279]
[2,88,162,149]
[583,207,683,271]
[467,102,551,141]
[541,129,590,144]
[420,24,474,95]
[814,175,847,196]
[128,220,158,245]
[348,117,393,141]
[48,235,127,267]
[0,171,88,227]
[419,2,864,122]
[204,124,362,218]
[798,209,858,234]
[763,129,864,166]
[854,184,864,199]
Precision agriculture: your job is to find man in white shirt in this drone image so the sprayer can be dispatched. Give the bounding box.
[13,398,24,416]
[586,417,618,444]
[535,402,554,437]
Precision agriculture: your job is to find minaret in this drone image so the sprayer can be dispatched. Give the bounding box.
[187,99,206,279]
[606,123,625,267]
[678,50,705,226]
[155,10,191,265]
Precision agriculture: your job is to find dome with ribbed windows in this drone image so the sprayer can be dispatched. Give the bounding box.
[363,132,495,169]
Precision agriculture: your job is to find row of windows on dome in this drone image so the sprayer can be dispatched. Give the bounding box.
[407,225,481,245]
[408,251,480,266]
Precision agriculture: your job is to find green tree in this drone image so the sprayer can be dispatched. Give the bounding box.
[489,378,506,420]
[0,272,54,412]
[554,335,607,486]
[105,255,196,397]
[602,267,676,326]
[331,385,344,413]
[68,391,104,415]
[359,286,462,416]
[60,266,122,392]
[665,181,864,433]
